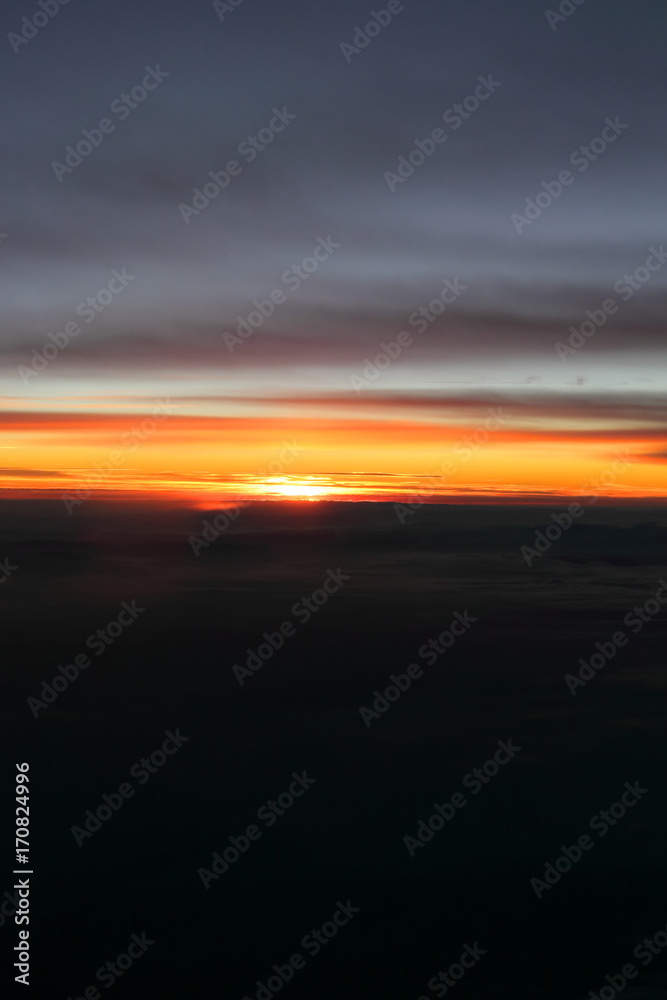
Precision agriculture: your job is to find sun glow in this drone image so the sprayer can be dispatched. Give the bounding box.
[271,483,328,498]
[3,408,667,504]
[251,477,337,500]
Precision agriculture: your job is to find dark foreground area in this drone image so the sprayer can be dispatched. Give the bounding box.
[2,499,667,999]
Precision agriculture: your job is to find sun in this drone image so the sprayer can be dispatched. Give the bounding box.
[247,475,374,500]
[257,476,336,500]
[271,483,328,498]
[248,476,345,500]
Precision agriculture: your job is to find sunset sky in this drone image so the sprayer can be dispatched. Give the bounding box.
[4,7,667,995]
[2,0,666,503]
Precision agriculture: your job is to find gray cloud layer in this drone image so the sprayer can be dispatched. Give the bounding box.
[1,0,665,374]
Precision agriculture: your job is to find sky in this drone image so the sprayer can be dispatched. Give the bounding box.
[1,0,666,503]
